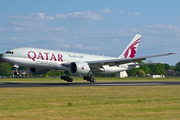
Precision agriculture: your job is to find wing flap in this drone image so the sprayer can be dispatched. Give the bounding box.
[128,62,163,66]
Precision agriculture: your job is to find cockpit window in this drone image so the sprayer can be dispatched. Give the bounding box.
[6,51,14,54]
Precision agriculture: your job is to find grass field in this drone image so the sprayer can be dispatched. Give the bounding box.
[0,78,180,119]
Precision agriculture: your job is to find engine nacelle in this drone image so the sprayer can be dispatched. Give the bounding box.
[29,67,49,74]
[69,62,90,75]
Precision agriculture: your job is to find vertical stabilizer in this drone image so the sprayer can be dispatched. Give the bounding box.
[119,34,141,59]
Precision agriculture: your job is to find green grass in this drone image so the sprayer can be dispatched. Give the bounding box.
[0,77,180,119]
[0,85,180,119]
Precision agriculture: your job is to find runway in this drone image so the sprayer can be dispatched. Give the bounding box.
[0,81,180,88]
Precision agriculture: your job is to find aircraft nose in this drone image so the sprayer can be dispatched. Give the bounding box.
[1,53,14,63]
[2,54,5,59]
[1,54,6,61]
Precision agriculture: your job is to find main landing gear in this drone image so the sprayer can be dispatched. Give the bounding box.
[60,76,73,82]
[83,76,96,83]
[60,71,96,83]
[60,71,73,82]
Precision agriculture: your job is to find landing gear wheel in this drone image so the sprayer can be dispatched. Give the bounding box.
[90,77,93,83]
[64,76,68,81]
[87,76,90,81]
[70,78,73,82]
[60,76,65,79]
[89,77,96,83]
[60,74,73,83]
[66,77,73,82]
[93,78,96,83]
[83,76,87,80]
[83,75,96,83]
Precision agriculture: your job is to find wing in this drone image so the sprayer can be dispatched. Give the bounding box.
[86,53,176,67]
[61,52,176,72]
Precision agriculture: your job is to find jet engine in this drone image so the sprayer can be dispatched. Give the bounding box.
[69,62,90,75]
[29,67,49,74]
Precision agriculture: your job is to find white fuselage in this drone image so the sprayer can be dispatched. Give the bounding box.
[2,47,138,74]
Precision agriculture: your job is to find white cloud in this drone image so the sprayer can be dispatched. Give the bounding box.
[134,12,140,16]
[8,13,55,21]
[128,12,140,16]
[55,11,103,21]
[7,9,141,24]
[11,38,27,40]
[53,27,67,31]
[103,8,111,13]
[113,8,124,14]
[46,16,55,20]
[31,13,45,18]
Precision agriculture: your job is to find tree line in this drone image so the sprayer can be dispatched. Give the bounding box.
[0,54,180,77]
[127,63,165,77]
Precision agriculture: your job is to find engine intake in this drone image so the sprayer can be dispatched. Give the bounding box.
[69,62,90,75]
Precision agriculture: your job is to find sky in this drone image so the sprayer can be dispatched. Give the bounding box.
[0,0,180,65]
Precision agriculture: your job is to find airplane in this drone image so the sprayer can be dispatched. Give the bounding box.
[2,34,175,83]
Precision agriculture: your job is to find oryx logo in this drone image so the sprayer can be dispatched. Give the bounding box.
[124,38,140,58]
[81,66,85,70]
